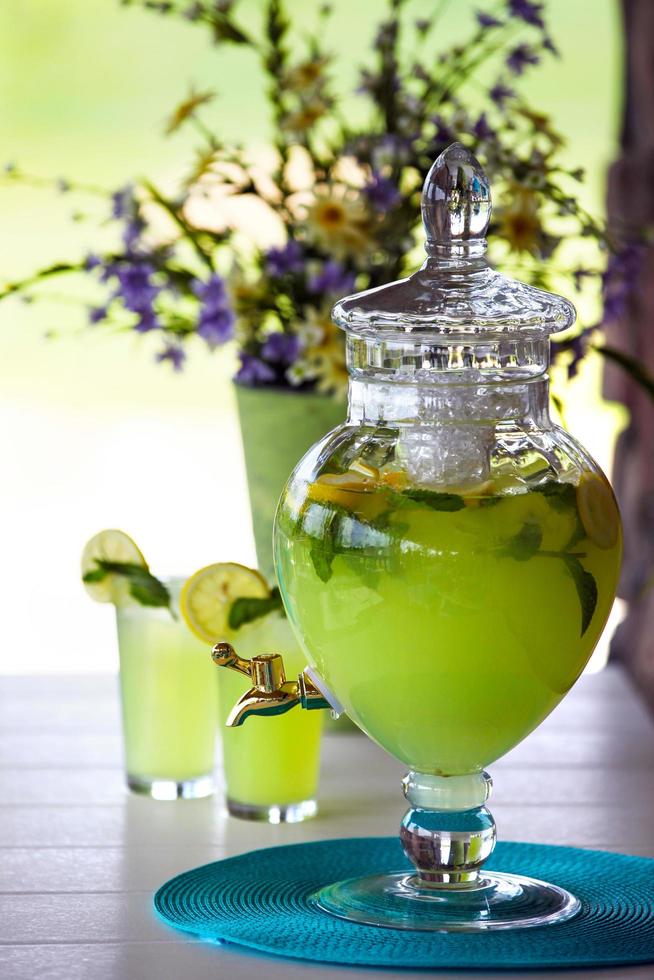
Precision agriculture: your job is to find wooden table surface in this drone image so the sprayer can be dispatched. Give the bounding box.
[1,667,653,979]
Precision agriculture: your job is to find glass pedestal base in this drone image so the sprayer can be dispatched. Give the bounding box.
[315,869,580,932]
[226,797,317,823]
[127,774,214,800]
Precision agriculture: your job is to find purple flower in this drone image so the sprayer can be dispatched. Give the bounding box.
[192,273,234,347]
[115,264,159,313]
[265,240,304,277]
[123,218,144,251]
[192,274,227,306]
[473,113,495,141]
[111,185,135,220]
[566,334,587,380]
[364,172,401,213]
[156,344,186,371]
[601,244,644,325]
[88,305,107,324]
[432,115,457,145]
[559,324,600,380]
[602,284,626,324]
[197,307,235,347]
[235,353,276,386]
[110,185,147,251]
[261,332,301,365]
[507,0,545,29]
[99,261,120,283]
[308,260,355,296]
[476,10,503,28]
[84,253,102,271]
[506,44,540,75]
[134,309,160,333]
[489,81,515,106]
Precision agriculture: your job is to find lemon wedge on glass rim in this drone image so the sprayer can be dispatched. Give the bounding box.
[81,529,148,605]
[180,562,269,644]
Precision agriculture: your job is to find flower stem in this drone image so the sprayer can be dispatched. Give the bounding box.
[0,262,85,301]
[142,179,214,273]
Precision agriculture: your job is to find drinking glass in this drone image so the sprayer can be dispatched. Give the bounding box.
[217,612,323,822]
[116,579,217,800]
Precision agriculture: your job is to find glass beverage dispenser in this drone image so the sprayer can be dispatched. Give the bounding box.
[212,143,622,930]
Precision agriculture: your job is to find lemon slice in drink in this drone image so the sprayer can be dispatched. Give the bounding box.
[308,472,389,521]
[180,562,269,644]
[577,474,620,550]
[81,529,147,605]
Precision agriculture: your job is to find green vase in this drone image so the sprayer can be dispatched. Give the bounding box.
[235,383,356,733]
[235,384,346,581]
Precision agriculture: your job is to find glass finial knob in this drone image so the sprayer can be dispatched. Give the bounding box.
[421,142,491,252]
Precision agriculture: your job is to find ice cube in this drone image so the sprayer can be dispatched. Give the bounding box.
[396,377,529,490]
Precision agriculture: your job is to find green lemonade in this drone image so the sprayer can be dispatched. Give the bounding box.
[275,471,622,775]
[218,613,323,807]
[116,602,218,782]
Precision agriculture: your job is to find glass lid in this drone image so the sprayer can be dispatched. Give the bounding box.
[333,143,575,341]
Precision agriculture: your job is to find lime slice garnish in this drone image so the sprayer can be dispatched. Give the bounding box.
[81,530,147,605]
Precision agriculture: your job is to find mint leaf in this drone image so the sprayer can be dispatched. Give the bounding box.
[228,587,284,630]
[562,515,586,551]
[310,528,335,582]
[128,575,170,608]
[304,503,340,583]
[307,499,392,584]
[563,556,598,636]
[401,489,465,511]
[535,480,587,550]
[503,521,543,561]
[339,551,382,590]
[88,560,170,608]
[534,480,577,512]
[335,516,402,592]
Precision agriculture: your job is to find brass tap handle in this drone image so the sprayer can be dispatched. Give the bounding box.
[211,643,287,690]
[211,641,252,678]
[210,640,332,726]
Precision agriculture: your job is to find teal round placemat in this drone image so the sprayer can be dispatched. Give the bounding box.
[154,838,654,969]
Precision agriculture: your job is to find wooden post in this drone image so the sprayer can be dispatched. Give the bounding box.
[606,0,654,706]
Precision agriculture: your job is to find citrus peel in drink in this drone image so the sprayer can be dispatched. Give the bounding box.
[576,474,619,550]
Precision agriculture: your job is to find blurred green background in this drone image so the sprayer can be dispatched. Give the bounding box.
[0,0,626,671]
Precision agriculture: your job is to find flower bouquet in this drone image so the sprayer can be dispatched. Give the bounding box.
[2,0,648,572]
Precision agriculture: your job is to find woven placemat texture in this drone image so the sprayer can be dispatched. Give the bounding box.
[154,837,654,969]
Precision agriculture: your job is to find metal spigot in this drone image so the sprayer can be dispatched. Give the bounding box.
[211,641,331,727]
